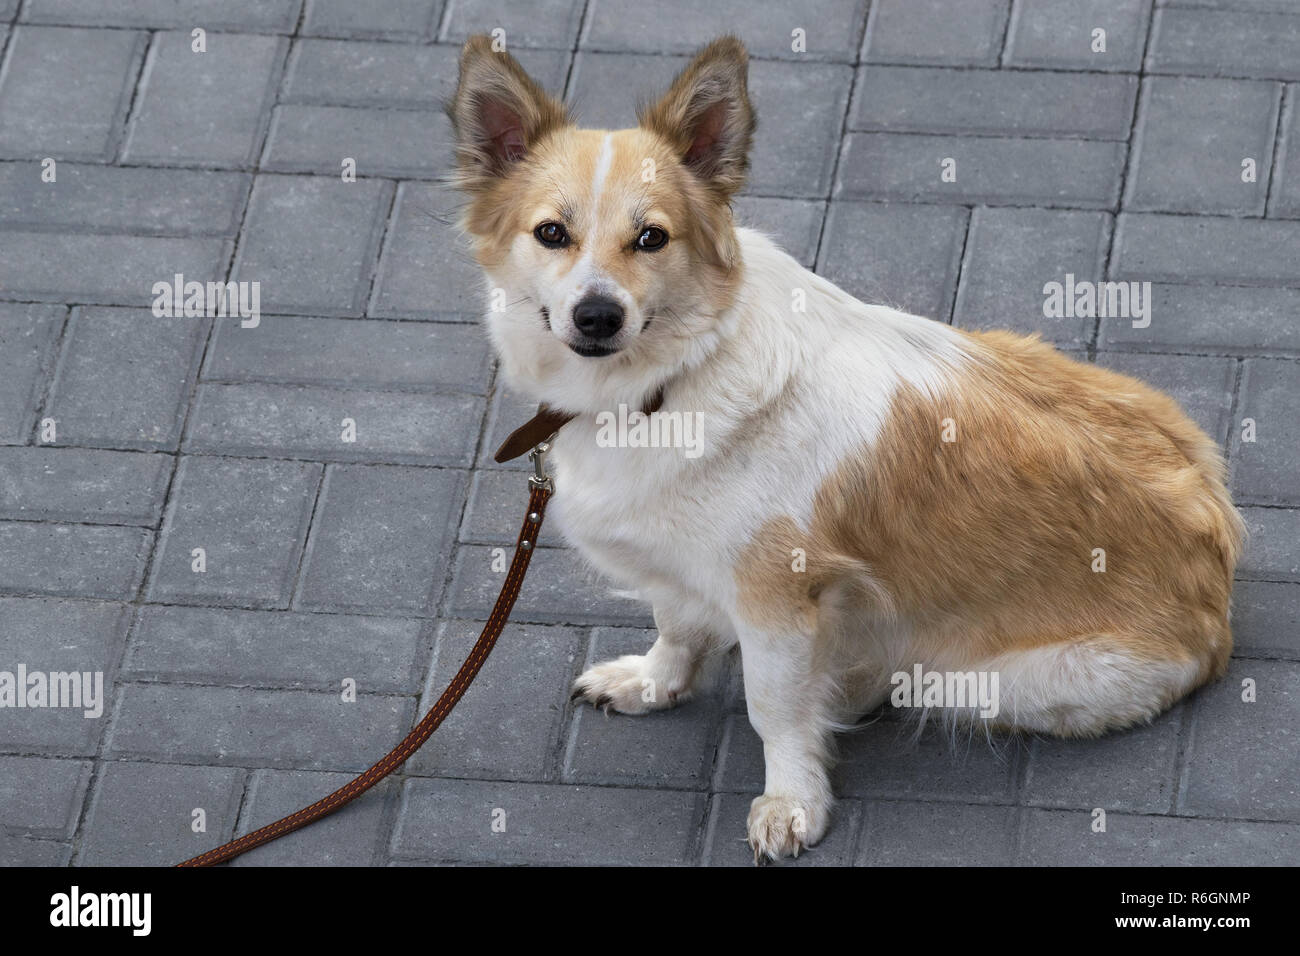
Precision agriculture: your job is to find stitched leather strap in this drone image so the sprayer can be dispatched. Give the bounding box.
[493,388,666,464]
[176,483,553,867]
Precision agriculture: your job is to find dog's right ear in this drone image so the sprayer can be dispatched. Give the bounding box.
[447,36,571,191]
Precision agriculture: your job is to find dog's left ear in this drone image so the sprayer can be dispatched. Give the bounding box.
[638,36,756,200]
[447,35,571,191]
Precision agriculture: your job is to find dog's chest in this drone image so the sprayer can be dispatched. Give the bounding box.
[547,431,742,598]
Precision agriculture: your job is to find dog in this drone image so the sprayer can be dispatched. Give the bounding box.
[447,35,1245,861]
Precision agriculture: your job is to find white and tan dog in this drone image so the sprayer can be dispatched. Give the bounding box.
[447,35,1244,861]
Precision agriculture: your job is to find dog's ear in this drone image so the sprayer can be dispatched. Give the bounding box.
[638,36,756,200]
[447,35,571,191]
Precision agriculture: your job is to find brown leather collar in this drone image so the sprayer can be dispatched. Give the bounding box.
[494,387,665,463]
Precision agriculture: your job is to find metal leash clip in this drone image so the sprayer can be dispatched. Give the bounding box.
[528,440,553,492]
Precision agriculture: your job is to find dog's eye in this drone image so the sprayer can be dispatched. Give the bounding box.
[534,222,569,248]
[636,226,668,251]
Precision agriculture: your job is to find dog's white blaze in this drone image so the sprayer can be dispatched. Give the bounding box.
[590,133,614,209]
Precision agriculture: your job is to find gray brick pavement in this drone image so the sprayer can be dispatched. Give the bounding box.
[1,0,1296,868]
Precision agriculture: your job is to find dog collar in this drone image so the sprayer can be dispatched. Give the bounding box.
[494,386,666,463]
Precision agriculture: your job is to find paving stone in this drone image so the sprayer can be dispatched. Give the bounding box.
[1231,581,1300,659]
[954,208,1111,345]
[406,620,583,779]
[0,833,71,866]
[185,383,483,465]
[1005,0,1151,72]
[1020,808,1299,865]
[1182,658,1300,820]
[1127,76,1279,215]
[837,133,1125,209]
[446,0,585,50]
[231,769,396,866]
[392,777,704,864]
[1023,706,1184,814]
[45,307,207,451]
[1272,90,1300,217]
[477,385,540,472]
[852,66,1137,139]
[567,54,853,199]
[77,761,245,867]
[449,544,655,626]
[303,0,441,39]
[0,597,129,753]
[713,712,1020,802]
[817,201,968,320]
[0,446,169,524]
[1149,7,1300,81]
[1099,284,1300,354]
[263,105,445,179]
[562,627,722,789]
[1112,213,1300,286]
[126,605,425,693]
[1095,351,1237,448]
[232,174,391,317]
[584,0,866,61]
[284,40,570,108]
[0,163,248,234]
[146,456,319,609]
[703,793,864,866]
[857,800,1017,865]
[0,25,143,159]
[1159,0,1300,11]
[0,523,150,599]
[297,464,465,614]
[1238,506,1300,581]
[0,756,91,837]
[0,232,229,306]
[863,0,1008,67]
[108,684,417,770]
[733,58,855,199]
[733,197,825,268]
[123,31,285,168]
[204,316,491,394]
[1231,359,1300,505]
[369,183,485,321]
[460,466,542,543]
[22,0,302,31]
[0,303,64,445]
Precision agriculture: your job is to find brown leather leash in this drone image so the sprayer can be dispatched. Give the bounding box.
[177,429,559,866]
[177,387,666,866]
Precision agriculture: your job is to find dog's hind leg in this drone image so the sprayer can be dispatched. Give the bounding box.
[571,591,736,714]
[953,628,1223,738]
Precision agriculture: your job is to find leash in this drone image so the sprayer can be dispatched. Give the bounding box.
[176,440,556,867]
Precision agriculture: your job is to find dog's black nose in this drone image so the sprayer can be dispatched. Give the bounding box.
[572,295,624,339]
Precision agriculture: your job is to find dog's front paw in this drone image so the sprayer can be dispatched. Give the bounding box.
[747,793,829,863]
[570,654,682,715]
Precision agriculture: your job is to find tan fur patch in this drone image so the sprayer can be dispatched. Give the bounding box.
[736,331,1244,691]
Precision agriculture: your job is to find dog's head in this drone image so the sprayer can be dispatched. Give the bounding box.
[447,35,755,412]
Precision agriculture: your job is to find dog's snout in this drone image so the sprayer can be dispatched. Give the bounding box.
[572,295,624,339]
